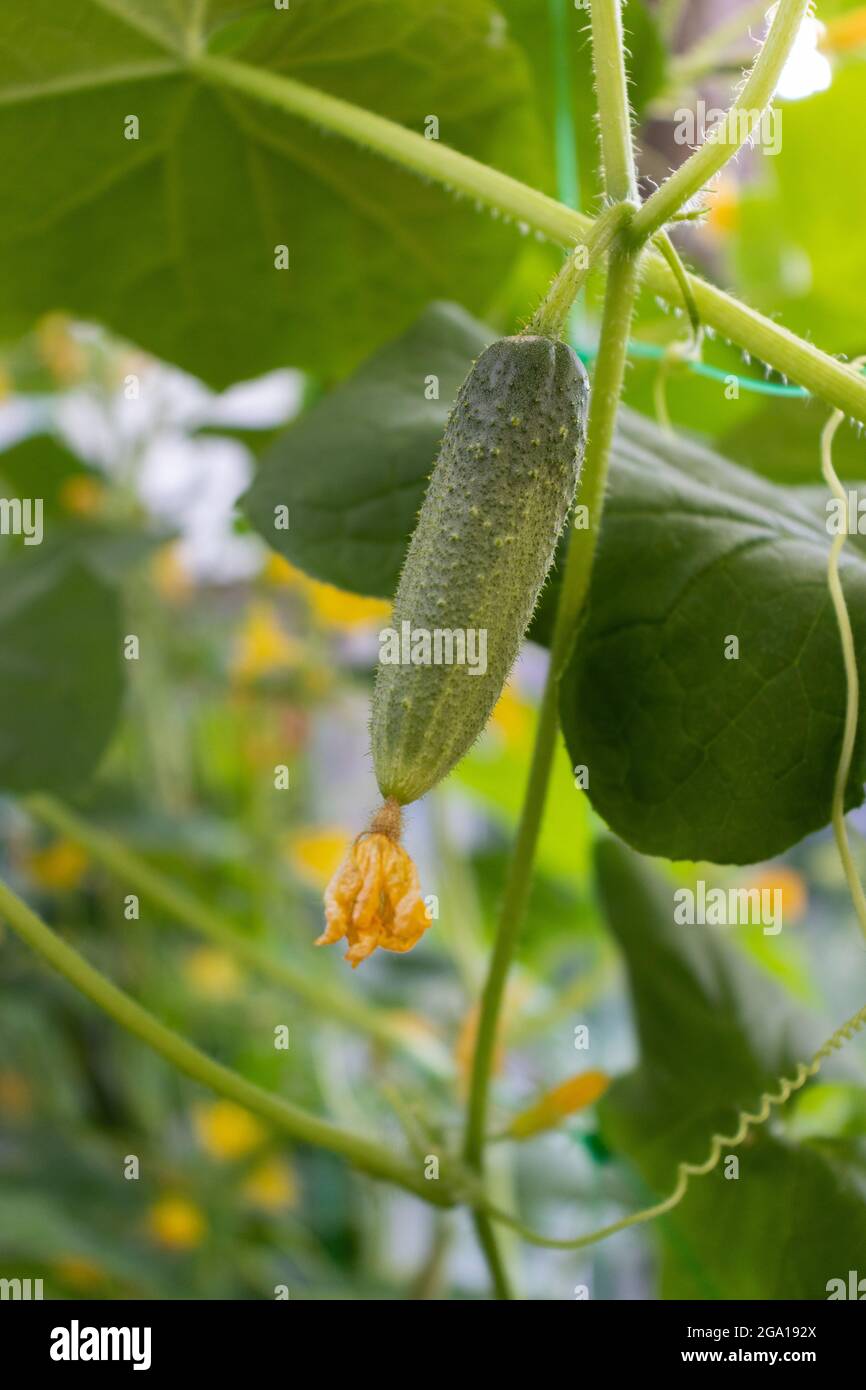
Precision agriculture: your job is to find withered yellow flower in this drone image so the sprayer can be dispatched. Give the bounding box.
[317,800,431,967]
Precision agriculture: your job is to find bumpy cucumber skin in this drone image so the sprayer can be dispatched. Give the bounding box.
[372,334,588,805]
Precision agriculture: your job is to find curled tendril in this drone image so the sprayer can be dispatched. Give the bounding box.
[484,1002,866,1251]
[821,355,866,945]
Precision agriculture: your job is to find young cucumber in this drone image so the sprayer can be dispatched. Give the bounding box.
[372,333,588,805]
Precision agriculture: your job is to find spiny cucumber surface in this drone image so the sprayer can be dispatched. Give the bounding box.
[372,334,589,805]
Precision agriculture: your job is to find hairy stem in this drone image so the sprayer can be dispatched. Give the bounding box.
[462,249,641,1287]
[192,54,866,423]
[0,872,455,1205]
[25,795,448,1077]
[462,3,641,1297]
[529,199,634,338]
[194,54,583,243]
[462,668,562,1175]
[550,246,641,671]
[590,0,638,203]
[630,0,809,243]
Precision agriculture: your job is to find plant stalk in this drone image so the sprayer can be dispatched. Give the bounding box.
[24,794,450,1078]
[529,199,634,338]
[462,1,642,1299]
[589,0,638,204]
[191,53,866,423]
[462,247,640,1186]
[0,872,456,1205]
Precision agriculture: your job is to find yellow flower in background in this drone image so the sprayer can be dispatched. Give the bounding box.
[705,176,739,238]
[262,553,390,630]
[232,601,302,682]
[821,8,866,54]
[150,542,194,604]
[262,553,307,590]
[53,1255,105,1291]
[0,1069,32,1120]
[59,475,106,518]
[194,1100,267,1160]
[26,838,89,892]
[286,826,351,890]
[36,313,87,385]
[318,801,431,967]
[750,865,808,924]
[490,684,533,747]
[506,1070,610,1140]
[146,1195,206,1250]
[305,580,391,631]
[182,946,244,1002]
[242,1156,298,1212]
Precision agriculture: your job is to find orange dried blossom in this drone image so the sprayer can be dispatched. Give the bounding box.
[317,800,431,967]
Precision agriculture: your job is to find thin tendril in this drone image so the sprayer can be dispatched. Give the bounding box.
[484,1002,866,1250]
[821,355,866,945]
[650,233,704,435]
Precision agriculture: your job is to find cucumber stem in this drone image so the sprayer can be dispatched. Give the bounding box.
[192,54,866,422]
[0,871,456,1204]
[463,2,642,1300]
[528,200,635,339]
[461,246,641,1267]
[24,794,448,1075]
[369,798,403,840]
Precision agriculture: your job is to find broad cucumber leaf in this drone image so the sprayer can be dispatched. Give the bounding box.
[0,547,124,793]
[719,393,866,486]
[0,0,542,387]
[244,300,491,594]
[596,838,866,1301]
[244,301,866,863]
[559,408,866,864]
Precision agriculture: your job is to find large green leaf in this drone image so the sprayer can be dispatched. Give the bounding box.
[244,301,866,863]
[559,407,866,864]
[0,547,124,793]
[0,0,541,386]
[720,394,866,486]
[243,300,491,594]
[596,838,866,1300]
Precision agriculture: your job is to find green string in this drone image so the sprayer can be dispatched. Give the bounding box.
[550,0,580,213]
[574,340,809,396]
[548,0,810,401]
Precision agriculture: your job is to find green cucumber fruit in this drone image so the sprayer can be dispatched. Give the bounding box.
[372,333,589,805]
